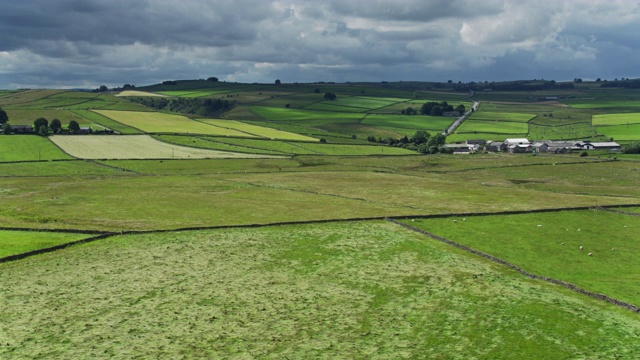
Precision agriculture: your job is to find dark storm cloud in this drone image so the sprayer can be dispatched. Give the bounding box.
[0,0,639,88]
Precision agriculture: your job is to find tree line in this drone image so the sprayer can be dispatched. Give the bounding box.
[1,116,84,136]
[128,97,235,117]
[367,130,450,154]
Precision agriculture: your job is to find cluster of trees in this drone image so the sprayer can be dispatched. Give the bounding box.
[128,97,235,117]
[0,107,8,125]
[419,101,465,116]
[324,92,337,100]
[600,79,640,89]
[32,118,80,136]
[2,117,82,136]
[453,80,574,92]
[366,130,449,154]
[623,143,640,154]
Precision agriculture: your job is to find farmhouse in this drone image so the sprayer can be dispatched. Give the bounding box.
[11,125,33,134]
[78,127,93,134]
[532,142,549,153]
[508,143,532,154]
[486,141,504,152]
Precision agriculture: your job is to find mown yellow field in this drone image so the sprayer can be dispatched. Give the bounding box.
[49,135,283,159]
[199,119,318,141]
[115,90,167,97]
[93,110,247,135]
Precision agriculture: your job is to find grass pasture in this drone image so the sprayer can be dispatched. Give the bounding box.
[116,90,167,97]
[455,119,529,134]
[2,221,640,358]
[250,106,365,121]
[4,109,89,126]
[405,210,640,306]
[361,114,454,132]
[470,111,536,123]
[49,135,281,160]
[93,110,236,135]
[71,110,143,134]
[198,119,318,141]
[592,113,640,126]
[0,230,91,258]
[0,136,72,162]
[595,123,640,141]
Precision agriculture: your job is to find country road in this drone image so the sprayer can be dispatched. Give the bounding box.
[442,101,479,136]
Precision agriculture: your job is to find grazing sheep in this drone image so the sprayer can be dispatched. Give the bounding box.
[579,246,583,250]
[588,253,592,256]
[561,243,564,245]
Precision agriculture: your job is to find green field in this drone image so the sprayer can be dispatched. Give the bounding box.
[2,221,640,358]
[405,210,640,305]
[361,114,454,132]
[595,124,640,140]
[4,81,640,358]
[592,113,640,126]
[0,136,72,162]
[93,110,241,135]
[0,230,91,258]
[455,119,529,134]
[251,106,365,121]
[469,111,536,123]
[198,119,318,141]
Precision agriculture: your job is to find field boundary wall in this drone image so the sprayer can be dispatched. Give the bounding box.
[387,218,640,313]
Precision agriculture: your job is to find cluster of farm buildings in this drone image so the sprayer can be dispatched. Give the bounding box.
[446,138,622,154]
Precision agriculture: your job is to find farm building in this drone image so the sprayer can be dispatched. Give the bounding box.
[78,127,93,134]
[532,142,549,153]
[508,143,532,154]
[504,138,530,146]
[10,125,33,134]
[445,143,476,154]
[485,141,504,152]
[590,142,621,151]
[467,139,487,146]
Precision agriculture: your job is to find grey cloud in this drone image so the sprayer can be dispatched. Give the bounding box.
[1,0,640,89]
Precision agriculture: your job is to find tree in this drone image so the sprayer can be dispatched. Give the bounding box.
[455,104,466,113]
[34,117,48,131]
[1,122,12,134]
[0,108,8,125]
[275,79,281,85]
[68,120,80,134]
[324,92,337,100]
[50,118,62,133]
[426,133,446,148]
[37,125,49,136]
[207,77,219,82]
[412,130,430,145]
[430,106,443,116]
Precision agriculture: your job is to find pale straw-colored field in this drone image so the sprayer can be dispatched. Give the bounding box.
[49,135,283,159]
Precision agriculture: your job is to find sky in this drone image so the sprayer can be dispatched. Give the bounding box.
[1,0,639,89]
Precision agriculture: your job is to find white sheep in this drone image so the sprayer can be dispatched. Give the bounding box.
[579,246,583,250]
[588,253,592,256]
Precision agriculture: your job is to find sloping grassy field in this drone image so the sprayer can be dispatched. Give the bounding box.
[0,136,72,162]
[405,210,640,306]
[2,221,639,359]
[49,135,282,160]
[93,110,233,134]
